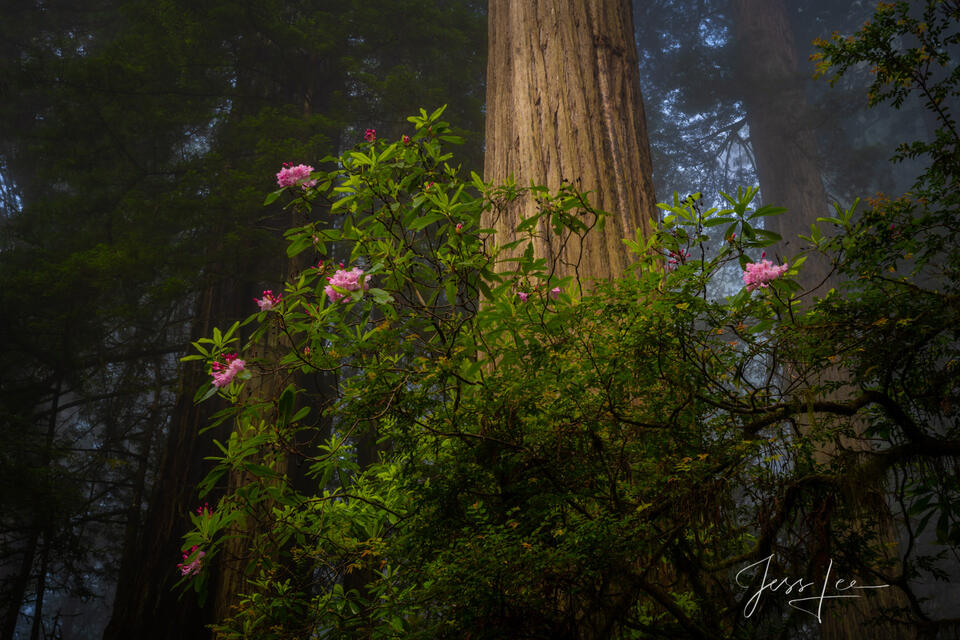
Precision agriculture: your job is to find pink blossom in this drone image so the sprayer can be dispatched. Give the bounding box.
[402,135,411,145]
[455,223,463,233]
[211,353,246,388]
[666,249,690,271]
[743,259,789,292]
[195,502,213,517]
[255,289,282,311]
[517,291,529,302]
[364,129,376,142]
[324,267,370,303]
[177,545,205,577]
[550,287,562,300]
[276,163,316,189]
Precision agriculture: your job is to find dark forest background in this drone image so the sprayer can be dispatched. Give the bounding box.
[0,0,951,638]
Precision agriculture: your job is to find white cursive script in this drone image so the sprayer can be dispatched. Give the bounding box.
[735,554,890,622]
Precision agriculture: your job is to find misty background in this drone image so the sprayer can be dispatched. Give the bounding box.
[0,0,950,637]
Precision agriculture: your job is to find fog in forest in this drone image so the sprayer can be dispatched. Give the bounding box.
[1,1,957,638]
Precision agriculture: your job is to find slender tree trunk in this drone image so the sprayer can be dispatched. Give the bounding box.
[2,377,61,640]
[733,1,915,638]
[483,0,656,286]
[27,535,48,640]
[1,528,38,640]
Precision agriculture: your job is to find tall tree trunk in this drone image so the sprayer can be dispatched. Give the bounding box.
[731,0,830,290]
[483,0,656,286]
[733,1,914,637]
[484,1,655,636]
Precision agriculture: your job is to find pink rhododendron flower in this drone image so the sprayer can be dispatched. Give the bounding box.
[364,129,376,142]
[255,289,282,311]
[402,135,411,145]
[276,163,316,189]
[666,249,690,271]
[517,291,529,302]
[177,545,205,577]
[550,286,562,299]
[743,259,789,292]
[211,353,246,388]
[324,267,370,303]
[195,502,213,517]
[455,223,463,233]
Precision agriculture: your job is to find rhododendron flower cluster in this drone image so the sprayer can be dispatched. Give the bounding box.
[550,286,562,299]
[743,256,789,291]
[276,163,316,189]
[666,249,690,271]
[364,129,376,142]
[195,502,213,517]
[402,135,411,145]
[517,291,529,302]
[211,353,245,388]
[325,267,369,303]
[177,545,205,577]
[255,289,282,311]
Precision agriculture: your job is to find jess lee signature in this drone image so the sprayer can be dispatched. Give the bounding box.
[735,554,890,622]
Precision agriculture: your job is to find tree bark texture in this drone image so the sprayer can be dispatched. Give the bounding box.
[483,2,657,637]
[484,0,656,285]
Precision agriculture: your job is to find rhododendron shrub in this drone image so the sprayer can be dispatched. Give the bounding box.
[177,107,960,638]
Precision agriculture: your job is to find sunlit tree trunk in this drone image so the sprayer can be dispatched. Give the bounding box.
[483,0,656,286]
[733,1,914,637]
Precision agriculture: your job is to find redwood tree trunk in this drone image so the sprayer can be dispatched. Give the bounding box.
[483,0,656,285]
[483,1,656,637]
[733,2,914,638]
[732,0,830,290]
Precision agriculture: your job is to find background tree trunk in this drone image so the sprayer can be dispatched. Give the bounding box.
[732,0,831,290]
[733,1,915,637]
[483,0,656,285]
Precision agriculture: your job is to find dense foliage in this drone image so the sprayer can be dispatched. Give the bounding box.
[181,82,958,640]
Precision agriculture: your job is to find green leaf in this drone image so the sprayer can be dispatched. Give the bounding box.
[703,216,737,227]
[263,189,285,206]
[278,384,296,427]
[409,212,444,231]
[287,235,312,257]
